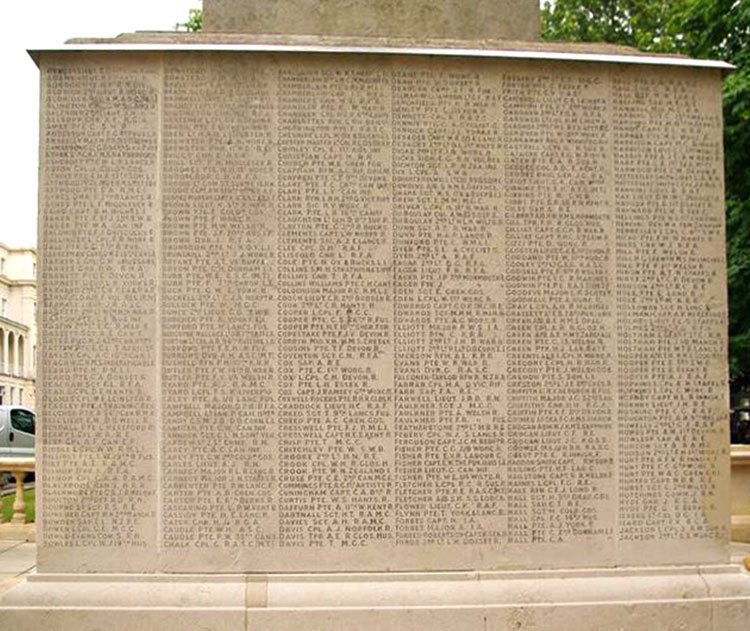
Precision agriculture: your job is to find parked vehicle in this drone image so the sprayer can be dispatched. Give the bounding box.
[0,406,35,458]
[731,392,750,445]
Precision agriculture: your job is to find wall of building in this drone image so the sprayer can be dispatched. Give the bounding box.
[0,244,37,408]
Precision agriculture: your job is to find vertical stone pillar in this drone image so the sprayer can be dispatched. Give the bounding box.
[3,330,8,375]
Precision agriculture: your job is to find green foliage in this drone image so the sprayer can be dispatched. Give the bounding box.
[673,0,750,63]
[542,0,750,390]
[541,0,691,52]
[175,6,203,32]
[724,62,750,386]
[677,1,750,389]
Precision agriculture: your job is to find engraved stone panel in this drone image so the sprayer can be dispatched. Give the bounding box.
[203,0,540,41]
[38,54,160,572]
[502,68,617,557]
[611,65,729,565]
[160,52,280,566]
[38,51,728,573]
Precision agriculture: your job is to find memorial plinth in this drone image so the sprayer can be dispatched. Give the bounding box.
[202,0,540,40]
[2,25,749,631]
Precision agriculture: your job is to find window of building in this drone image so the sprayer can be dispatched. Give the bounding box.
[17,335,24,376]
[0,258,5,275]
[0,386,5,405]
[18,388,23,405]
[1,298,6,317]
[10,387,15,404]
[10,408,34,435]
[32,263,36,278]
[32,345,36,369]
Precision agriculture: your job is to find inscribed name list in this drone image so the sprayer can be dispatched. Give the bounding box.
[39,54,160,571]
[39,52,728,573]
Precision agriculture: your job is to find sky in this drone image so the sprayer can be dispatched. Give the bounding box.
[0,1,198,248]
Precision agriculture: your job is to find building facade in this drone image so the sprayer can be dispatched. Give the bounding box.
[0,243,36,409]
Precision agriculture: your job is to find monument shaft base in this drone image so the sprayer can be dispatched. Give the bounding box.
[2,565,750,631]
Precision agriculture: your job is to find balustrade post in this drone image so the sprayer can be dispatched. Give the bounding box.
[10,469,28,524]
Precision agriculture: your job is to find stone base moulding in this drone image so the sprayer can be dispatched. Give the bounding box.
[734,516,750,544]
[0,522,35,542]
[731,445,750,543]
[1,565,750,631]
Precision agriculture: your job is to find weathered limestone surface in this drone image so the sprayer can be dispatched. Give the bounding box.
[65,32,646,56]
[38,53,160,573]
[202,0,540,40]
[2,565,750,631]
[35,51,729,574]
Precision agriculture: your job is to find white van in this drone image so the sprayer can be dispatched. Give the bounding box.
[0,406,35,458]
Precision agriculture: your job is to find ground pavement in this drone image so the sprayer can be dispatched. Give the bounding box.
[0,541,35,595]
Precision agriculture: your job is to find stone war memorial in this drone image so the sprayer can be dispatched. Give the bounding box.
[2,0,750,628]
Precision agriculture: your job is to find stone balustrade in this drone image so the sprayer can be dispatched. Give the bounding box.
[732,445,750,543]
[0,458,35,525]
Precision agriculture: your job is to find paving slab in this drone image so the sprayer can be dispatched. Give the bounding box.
[0,543,36,574]
[0,541,22,554]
